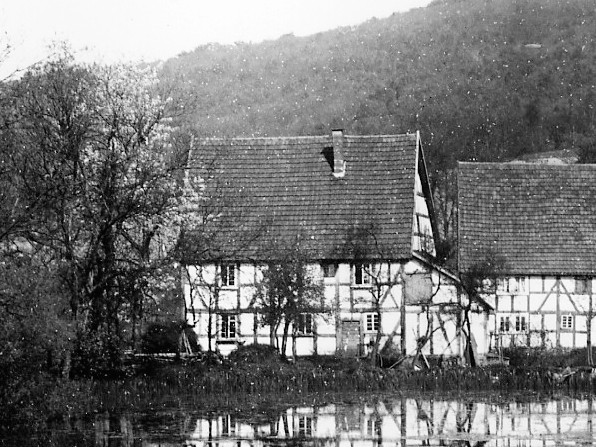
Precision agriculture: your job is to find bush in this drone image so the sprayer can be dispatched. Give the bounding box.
[141,321,193,354]
[505,346,596,368]
[71,329,124,378]
[228,343,282,364]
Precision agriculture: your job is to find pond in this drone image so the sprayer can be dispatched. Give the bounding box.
[3,392,596,446]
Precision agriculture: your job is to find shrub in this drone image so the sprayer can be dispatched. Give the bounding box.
[71,328,124,378]
[228,343,282,364]
[505,346,596,368]
[141,321,191,354]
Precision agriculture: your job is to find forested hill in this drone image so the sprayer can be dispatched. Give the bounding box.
[162,0,595,172]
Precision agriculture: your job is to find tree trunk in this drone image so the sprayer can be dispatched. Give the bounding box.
[281,319,291,358]
[270,322,278,349]
[208,288,219,353]
[400,288,406,357]
[464,306,476,367]
[370,307,382,365]
[61,349,72,379]
[207,305,214,353]
[588,293,593,366]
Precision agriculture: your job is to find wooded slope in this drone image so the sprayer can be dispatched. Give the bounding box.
[161,0,595,258]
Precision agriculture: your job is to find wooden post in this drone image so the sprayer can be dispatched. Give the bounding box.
[556,277,561,348]
[401,279,407,357]
[588,288,593,366]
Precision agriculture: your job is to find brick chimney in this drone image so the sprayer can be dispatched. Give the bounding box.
[331,129,346,178]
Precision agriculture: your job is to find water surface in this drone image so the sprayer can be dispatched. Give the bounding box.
[4,393,596,446]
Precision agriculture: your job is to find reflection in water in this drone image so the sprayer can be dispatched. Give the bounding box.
[89,395,595,447]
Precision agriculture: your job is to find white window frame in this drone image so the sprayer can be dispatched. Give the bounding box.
[497,277,526,294]
[220,314,237,339]
[354,263,372,286]
[365,313,380,332]
[366,418,382,437]
[296,313,314,335]
[221,414,236,436]
[499,315,510,332]
[561,314,574,330]
[515,315,527,332]
[297,415,313,437]
[221,263,236,287]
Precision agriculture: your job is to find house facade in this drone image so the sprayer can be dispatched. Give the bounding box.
[179,131,490,360]
[458,162,596,350]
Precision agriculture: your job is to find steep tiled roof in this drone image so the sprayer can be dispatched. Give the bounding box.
[180,133,424,263]
[458,162,596,275]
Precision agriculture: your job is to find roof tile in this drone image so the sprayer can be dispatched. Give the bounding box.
[180,133,420,262]
[458,162,596,275]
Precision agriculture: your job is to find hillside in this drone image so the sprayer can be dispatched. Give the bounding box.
[161,0,596,259]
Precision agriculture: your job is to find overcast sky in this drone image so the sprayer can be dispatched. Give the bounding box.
[1,0,432,78]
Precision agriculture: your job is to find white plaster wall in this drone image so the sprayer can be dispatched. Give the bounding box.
[491,275,596,349]
[317,336,336,355]
[183,259,479,358]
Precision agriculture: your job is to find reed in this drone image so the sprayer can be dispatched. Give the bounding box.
[98,360,595,406]
[5,358,595,427]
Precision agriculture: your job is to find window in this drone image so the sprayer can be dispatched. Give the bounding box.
[365,313,380,332]
[221,264,236,287]
[561,314,574,330]
[499,316,510,332]
[296,314,314,335]
[515,315,527,332]
[513,277,526,293]
[497,277,526,294]
[575,277,592,294]
[322,263,337,278]
[354,264,372,285]
[297,416,313,437]
[496,278,506,292]
[481,278,495,292]
[221,415,235,436]
[366,418,382,437]
[220,314,237,339]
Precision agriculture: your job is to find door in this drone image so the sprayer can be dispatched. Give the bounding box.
[340,320,361,357]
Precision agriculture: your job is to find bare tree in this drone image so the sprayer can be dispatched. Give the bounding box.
[339,223,408,363]
[183,263,235,354]
[458,251,507,365]
[255,238,326,358]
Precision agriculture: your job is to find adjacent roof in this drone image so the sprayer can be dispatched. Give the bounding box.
[179,132,432,263]
[458,162,596,276]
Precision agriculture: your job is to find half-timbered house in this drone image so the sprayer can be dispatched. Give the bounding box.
[178,131,490,360]
[458,162,596,350]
